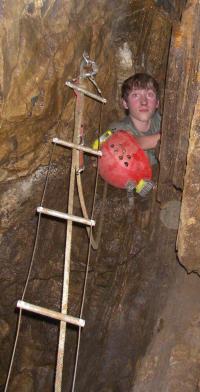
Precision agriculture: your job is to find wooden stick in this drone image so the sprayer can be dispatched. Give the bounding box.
[17,301,85,328]
[55,84,85,392]
[66,81,107,103]
[53,138,102,156]
[37,207,95,226]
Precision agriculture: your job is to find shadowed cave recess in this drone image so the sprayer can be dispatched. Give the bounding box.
[1,0,200,391]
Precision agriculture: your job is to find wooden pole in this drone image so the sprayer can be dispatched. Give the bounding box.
[65,81,107,103]
[37,207,95,226]
[52,138,102,156]
[17,301,85,327]
[55,83,85,392]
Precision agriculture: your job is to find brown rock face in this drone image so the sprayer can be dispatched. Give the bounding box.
[158,0,200,273]
[1,1,200,392]
[177,91,200,273]
[0,0,172,182]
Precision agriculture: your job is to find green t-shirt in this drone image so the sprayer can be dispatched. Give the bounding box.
[108,111,161,165]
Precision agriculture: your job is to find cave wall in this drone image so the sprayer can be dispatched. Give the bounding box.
[158,0,199,198]
[131,2,200,391]
[177,87,200,273]
[176,3,200,273]
[1,0,198,391]
[0,0,117,181]
[0,0,174,183]
[157,0,200,273]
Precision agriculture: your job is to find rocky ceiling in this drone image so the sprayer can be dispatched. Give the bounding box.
[1,0,200,391]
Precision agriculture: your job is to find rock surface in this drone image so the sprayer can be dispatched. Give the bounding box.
[1,1,200,392]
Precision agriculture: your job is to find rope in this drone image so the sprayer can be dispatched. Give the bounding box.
[71,145,101,392]
[4,143,55,392]
[71,103,106,391]
[56,69,106,390]
[55,86,86,391]
[76,102,107,250]
[4,58,106,391]
[77,175,107,249]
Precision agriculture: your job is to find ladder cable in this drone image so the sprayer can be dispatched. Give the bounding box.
[71,101,106,392]
[55,53,107,391]
[4,143,56,392]
[4,53,107,392]
[55,85,86,391]
[71,172,99,392]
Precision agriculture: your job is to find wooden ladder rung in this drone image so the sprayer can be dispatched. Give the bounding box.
[37,207,95,226]
[17,300,85,328]
[66,81,107,103]
[53,138,102,157]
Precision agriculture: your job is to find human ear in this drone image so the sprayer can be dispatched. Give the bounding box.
[156,99,159,109]
[122,99,129,110]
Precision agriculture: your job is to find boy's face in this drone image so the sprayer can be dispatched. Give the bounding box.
[122,87,159,123]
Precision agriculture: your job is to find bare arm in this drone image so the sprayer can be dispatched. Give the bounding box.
[135,133,160,150]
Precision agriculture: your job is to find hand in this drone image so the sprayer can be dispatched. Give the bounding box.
[136,133,160,150]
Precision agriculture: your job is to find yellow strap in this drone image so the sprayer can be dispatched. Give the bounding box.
[136,179,146,193]
[92,130,112,150]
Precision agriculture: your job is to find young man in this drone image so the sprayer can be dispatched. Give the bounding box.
[109,73,161,165]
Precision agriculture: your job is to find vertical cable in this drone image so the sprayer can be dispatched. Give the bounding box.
[4,143,55,392]
[71,104,104,392]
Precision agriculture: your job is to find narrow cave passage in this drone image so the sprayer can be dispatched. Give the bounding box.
[1,1,200,392]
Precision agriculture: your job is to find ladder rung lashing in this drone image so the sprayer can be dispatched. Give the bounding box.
[37,207,95,226]
[66,81,107,104]
[53,138,102,157]
[17,300,85,328]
